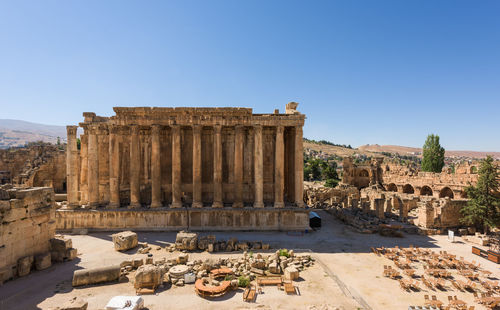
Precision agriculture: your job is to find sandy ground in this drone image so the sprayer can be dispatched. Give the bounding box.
[0,210,498,310]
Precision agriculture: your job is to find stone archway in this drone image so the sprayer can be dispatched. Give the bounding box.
[439,187,454,199]
[420,185,433,196]
[402,184,415,194]
[386,183,398,192]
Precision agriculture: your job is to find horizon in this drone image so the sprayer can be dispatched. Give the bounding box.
[1,1,499,151]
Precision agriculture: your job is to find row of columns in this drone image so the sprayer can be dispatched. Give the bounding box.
[68,124,304,209]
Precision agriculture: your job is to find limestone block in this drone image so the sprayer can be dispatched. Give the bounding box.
[268,262,280,274]
[17,255,34,277]
[72,265,120,287]
[0,200,10,212]
[50,236,72,252]
[175,231,198,251]
[134,264,164,289]
[284,266,299,281]
[176,253,189,264]
[111,231,138,251]
[132,259,144,268]
[35,252,52,270]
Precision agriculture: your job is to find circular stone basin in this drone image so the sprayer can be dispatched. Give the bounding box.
[169,264,189,278]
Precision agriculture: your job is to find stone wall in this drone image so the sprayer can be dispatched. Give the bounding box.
[413,198,467,229]
[0,143,66,193]
[0,186,56,282]
[55,208,310,231]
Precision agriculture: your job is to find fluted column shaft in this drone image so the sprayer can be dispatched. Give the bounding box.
[171,125,182,208]
[87,127,100,208]
[108,126,120,208]
[294,126,304,207]
[192,125,203,208]
[253,125,264,208]
[274,126,285,208]
[212,125,223,208]
[66,126,79,208]
[151,125,162,208]
[129,125,141,208]
[233,125,244,208]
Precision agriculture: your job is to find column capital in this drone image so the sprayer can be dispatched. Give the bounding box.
[66,125,78,136]
[151,124,161,135]
[192,124,202,134]
[276,125,284,134]
[295,125,303,133]
[130,125,140,135]
[214,124,222,134]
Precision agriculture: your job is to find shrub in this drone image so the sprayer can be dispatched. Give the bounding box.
[238,275,250,287]
[279,249,290,258]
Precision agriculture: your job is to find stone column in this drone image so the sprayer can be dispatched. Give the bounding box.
[253,125,264,208]
[80,135,88,204]
[233,125,244,208]
[108,126,120,208]
[66,125,79,208]
[171,125,182,208]
[87,126,100,208]
[212,125,223,208]
[294,126,304,207]
[129,125,141,209]
[151,125,162,208]
[274,126,285,208]
[192,125,203,208]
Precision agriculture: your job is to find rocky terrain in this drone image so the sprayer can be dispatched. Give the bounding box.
[0,119,67,148]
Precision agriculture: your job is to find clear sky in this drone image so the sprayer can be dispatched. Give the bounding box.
[1,1,499,151]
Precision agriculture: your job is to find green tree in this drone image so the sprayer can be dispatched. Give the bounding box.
[421,134,445,172]
[460,156,500,233]
[76,138,81,150]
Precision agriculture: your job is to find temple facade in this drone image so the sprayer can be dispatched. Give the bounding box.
[66,103,305,213]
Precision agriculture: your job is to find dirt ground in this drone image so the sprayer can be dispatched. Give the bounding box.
[0,210,498,310]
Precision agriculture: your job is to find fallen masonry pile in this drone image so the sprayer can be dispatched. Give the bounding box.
[111,249,315,294]
[304,184,360,208]
[328,206,418,235]
[169,231,270,253]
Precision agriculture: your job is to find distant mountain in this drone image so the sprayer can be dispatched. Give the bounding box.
[358,144,500,160]
[0,119,67,149]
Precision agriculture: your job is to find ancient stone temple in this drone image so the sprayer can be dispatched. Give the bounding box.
[58,102,309,231]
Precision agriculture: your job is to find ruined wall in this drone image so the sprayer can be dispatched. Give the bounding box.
[0,186,56,282]
[413,198,467,229]
[0,143,66,193]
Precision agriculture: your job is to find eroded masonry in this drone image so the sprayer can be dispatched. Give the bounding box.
[58,103,309,231]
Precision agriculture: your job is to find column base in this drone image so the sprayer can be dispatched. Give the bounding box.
[192,201,203,208]
[273,202,284,208]
[128,203,141,209]
[211,201,223,208]
[61,204,79,210]
[106,202,120,209]
[253,202,264,208]
[170,201,182,208]
[295,201,305,208]
[88,202,99,209]
[232,201,243,208]
[150,202,162,208]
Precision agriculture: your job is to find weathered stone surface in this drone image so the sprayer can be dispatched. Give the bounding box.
[111,231,138,251]
[175,231,197,250]
[284,266,299,280]
[35,252,52,271]
[134,265,164,289]
[72,265,120,287]
[17,255,34,277]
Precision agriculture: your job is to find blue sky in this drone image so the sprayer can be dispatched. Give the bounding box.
[1,1,499,151]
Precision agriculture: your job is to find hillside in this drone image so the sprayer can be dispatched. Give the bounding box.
[359,144,500,160]
[0,119,67,149]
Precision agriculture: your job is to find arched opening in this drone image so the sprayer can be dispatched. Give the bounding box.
[359,169,369,177]
[439,187,454,199]
[386,183,398,192]
[420,186,433,196]
[385,165,390,172]
[402,184,415,194]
